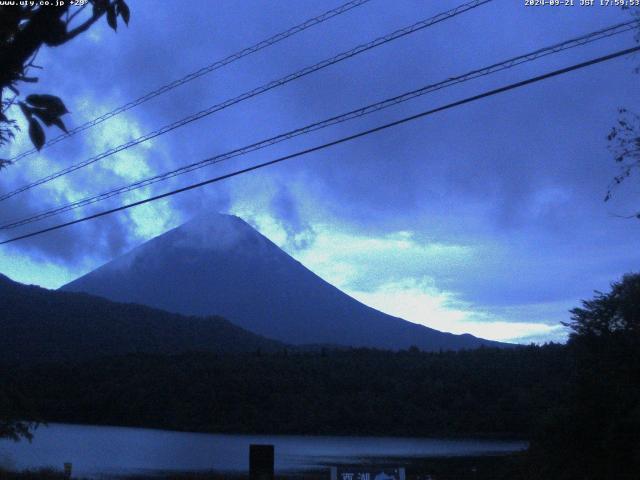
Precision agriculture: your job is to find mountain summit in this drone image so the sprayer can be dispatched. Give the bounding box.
[62,213,504,350]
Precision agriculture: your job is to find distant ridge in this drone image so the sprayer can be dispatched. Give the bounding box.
[0,273,284,365]
[62,212,507,351]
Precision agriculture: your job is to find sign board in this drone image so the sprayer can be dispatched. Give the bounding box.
[330,466,406,480]
[249,444,274,480]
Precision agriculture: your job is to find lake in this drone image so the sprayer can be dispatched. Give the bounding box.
[0,423,527,478]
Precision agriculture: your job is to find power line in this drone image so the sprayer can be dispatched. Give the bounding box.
[6,0,372,162]
[0,0,492,202]
[2,20,637,231]
[2,44,637,246]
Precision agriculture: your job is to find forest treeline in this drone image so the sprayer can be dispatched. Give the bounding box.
[3,345,567,438]
[1,274,639,479]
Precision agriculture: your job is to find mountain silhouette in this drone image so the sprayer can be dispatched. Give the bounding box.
[0,272,283,364]
[62,213,505,351]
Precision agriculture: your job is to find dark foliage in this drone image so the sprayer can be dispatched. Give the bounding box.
[527,273,640,479]
[0,0,129,157]
[565,272,640,338]
[0,468,70,480]
[2,271,639,480]
[0,380,38,442]
[0,274,284,367]
[606,109,640,218]
[2,344,568,439]
[604,7,640,218]
[0,272,282,442]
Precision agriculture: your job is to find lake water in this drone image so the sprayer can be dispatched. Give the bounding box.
[0,423,527,478]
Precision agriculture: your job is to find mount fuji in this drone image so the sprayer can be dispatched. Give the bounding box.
[62,213,505,351]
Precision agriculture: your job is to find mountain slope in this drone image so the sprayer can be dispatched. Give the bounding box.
[62,213,506,351]
[0,273,284,365]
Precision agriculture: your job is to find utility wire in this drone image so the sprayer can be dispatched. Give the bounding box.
[0,0,492,202]
[2,20,637,231]
[6,0,372,162]
[2,45,638,246]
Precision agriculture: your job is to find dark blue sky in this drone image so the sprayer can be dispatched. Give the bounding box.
[1,0,638,342]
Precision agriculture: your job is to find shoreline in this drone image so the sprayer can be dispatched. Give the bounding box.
[23,421,530,444]
[1,453,527,480]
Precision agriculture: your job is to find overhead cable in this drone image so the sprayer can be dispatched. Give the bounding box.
[0,0,492,201]
[2,44,637,245]
[2,20,636,230]
[6,0,372,162]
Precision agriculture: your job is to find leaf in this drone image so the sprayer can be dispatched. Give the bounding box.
[116,0,130,25]
[18,102,32,119]
[31,108,57,127]
[30,106,68,133]
[42,18,67,46]
[92,0,108,15]
[28,118,45,150]
[26,94,68,117]
[51,118,68,134]
[106,4,117,31]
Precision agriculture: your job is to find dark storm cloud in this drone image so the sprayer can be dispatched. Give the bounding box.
[0,0,638,329]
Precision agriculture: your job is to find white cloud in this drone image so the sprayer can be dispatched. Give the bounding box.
[76,97,179,242]
[233,206,288,246]
[80,99,154,181]
[0,249,77,289]
[124,189,177,240]
[237,212,567,344]
[348,279,566,343]
[295,225,474,290]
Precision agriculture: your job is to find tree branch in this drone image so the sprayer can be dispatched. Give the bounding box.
[66,3,88,25]
[61,5,108,43]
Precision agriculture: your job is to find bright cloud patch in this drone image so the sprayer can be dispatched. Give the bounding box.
[125,189,177,240]
[295,226,474,291]
[348,279,566,343]
[0,248,78,289]
[77,97,179,242]
[80,99,154,182]
[238,212,567,344]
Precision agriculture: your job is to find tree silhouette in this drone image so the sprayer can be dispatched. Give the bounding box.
[0,0,130,169]
[0,381,38,443]
[0,0,129,441]
[564,272,640,338]
[604,6,640,218]
[529,273,640,480]
[605,109,640,218]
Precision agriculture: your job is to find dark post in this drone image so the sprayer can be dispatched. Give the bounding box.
[249,444,274,480]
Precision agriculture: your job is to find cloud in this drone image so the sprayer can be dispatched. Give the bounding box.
[232,213,568,342]
[0,93,181,267]
[269,184,316,250]
[289,226,570,343]
[348,279,567,343]
[0,0,638,347]
[295,225,475,292]
[228,175,317,251]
